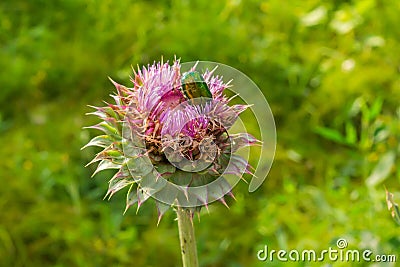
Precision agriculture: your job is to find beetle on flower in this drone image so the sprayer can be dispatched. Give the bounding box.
[83,59,261,221]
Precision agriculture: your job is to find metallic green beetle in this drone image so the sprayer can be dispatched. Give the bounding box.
[180,71,212,100]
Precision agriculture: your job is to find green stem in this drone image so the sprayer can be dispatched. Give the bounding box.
[176,207,199,267]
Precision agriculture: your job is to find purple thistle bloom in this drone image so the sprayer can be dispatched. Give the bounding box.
[83,58,260,220]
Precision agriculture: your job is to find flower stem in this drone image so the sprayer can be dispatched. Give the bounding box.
[176,207,199,267]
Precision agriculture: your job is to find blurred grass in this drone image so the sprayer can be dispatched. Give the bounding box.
[1,0,399,266]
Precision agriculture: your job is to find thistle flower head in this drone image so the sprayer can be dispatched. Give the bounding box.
[83,59,260,221]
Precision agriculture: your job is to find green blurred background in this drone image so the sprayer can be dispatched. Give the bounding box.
[1,0,399,266]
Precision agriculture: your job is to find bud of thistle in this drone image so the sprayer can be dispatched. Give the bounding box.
[83,59,261,222]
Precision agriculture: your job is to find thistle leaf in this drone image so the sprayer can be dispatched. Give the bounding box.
[85,121,120,138]
[169,170,193,187]
[92,159,121,177]
[155,162,176,175]
[81,135,114,150]
[105,178,134,200]
[153,184,179,206]
[137,187,152,209]
[190,186,208,205]
[122,139,146,157]
[223,155,251,176]
[88,149,125,167]
[229,133,261,153]
[103,105,121,120]
[156,201,170,225]
[86,105,121,121]
[124,184,139,214]
[207,182,224,202]
[141,170,167,193]
[216,177,233,194]
[125,156,154,177]
[109,165,131,183]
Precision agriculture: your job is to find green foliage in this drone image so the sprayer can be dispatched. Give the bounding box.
[1,0,399,266]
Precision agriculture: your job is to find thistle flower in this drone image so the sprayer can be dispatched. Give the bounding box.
[83,59,260,221]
